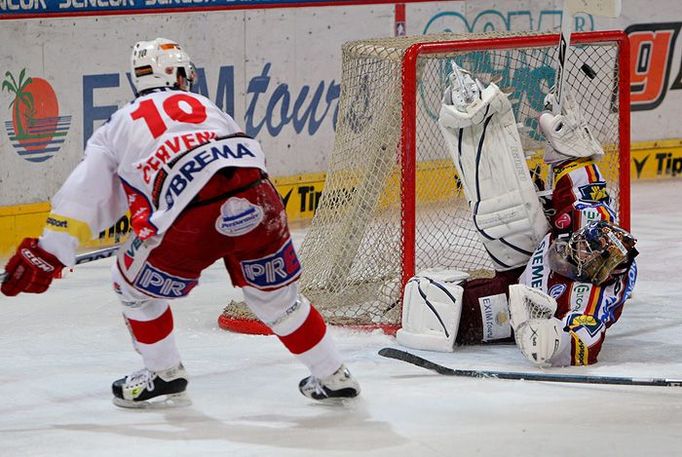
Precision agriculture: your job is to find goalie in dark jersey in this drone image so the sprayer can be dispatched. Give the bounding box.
[397,63,638,367]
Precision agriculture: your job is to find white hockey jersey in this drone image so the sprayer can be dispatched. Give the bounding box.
[39,88,267,266]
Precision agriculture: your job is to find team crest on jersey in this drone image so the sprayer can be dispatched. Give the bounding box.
[578,182,609,203]
[215,197,264,237]
[567,313,603,338]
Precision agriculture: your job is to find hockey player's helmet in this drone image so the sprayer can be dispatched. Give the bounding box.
[130,38,196,94]
[548,220,637,285]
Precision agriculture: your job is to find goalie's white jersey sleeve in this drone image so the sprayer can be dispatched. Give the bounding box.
[40,88,267,266]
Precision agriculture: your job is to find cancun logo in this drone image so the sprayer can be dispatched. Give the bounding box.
[2,69,70,163]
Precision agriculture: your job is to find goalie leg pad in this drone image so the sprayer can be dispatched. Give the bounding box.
[396,272,467,352]
[439,83,549,270]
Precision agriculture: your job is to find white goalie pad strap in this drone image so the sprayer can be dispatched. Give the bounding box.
[508,284,558,332]
[396,272,467,353]
[439,84,549,271]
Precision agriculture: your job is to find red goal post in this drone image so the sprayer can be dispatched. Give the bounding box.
[219,30,630,335]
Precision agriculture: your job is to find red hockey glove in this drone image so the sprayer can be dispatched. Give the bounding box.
[1,238,64,297]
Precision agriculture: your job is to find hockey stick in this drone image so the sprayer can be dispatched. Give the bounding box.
[379,347,682,387]
[0,245,119,282]
[554,0,622,114]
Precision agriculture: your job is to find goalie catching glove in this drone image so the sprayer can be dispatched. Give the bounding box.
[508,284,569,367]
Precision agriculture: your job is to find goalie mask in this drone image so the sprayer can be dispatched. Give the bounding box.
[548,221,637,285]
[131,38,196,95]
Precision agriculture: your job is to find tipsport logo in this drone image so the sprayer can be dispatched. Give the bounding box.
[2,69,71,163]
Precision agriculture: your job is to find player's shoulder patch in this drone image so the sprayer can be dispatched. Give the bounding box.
[577,181,610,203]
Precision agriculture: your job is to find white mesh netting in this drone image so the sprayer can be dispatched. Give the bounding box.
[220,31,627,333]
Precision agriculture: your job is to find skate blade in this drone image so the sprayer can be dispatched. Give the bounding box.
[112,392,192,409]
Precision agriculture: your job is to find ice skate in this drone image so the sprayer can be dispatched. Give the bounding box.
[299,364,360,401]
[112,363,190,409]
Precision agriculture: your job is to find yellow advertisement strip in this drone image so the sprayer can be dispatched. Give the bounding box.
[0,202,51,255]
[630,139,682,180]
[1,139,681,258]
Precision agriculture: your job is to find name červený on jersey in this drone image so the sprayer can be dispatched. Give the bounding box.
[138,130,218,184]
[151,135,266,210]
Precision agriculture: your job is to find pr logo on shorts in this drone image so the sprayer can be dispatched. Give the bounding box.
[134,264,197,298]
[240,239,301,290]
[215,197,264,237]
[2,69,70,163]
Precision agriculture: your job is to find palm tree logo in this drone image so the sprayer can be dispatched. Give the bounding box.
[2,69,34,138]
[2,69,71,163]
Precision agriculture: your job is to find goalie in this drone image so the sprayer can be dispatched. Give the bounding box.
[397,63,638,367]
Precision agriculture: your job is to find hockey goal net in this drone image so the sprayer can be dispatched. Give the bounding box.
[219,30,630,335]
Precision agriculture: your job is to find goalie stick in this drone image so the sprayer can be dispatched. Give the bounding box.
[379,347,682,387]
[554,0,622,114]
[545,0,620,193]
[0,245,119,282]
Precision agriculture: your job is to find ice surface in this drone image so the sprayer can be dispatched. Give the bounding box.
[1,180,681,457]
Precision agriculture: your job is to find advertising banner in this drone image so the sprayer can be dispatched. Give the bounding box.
[1,0,681,255]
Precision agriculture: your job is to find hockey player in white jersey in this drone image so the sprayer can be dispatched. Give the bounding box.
[398,62,637,367]
[1,38,359,407]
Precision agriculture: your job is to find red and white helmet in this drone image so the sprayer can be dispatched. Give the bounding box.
[130,38,196,94]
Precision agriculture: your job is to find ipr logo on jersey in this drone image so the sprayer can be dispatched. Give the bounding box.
[215,197,264,237]
[2,69,71,163]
